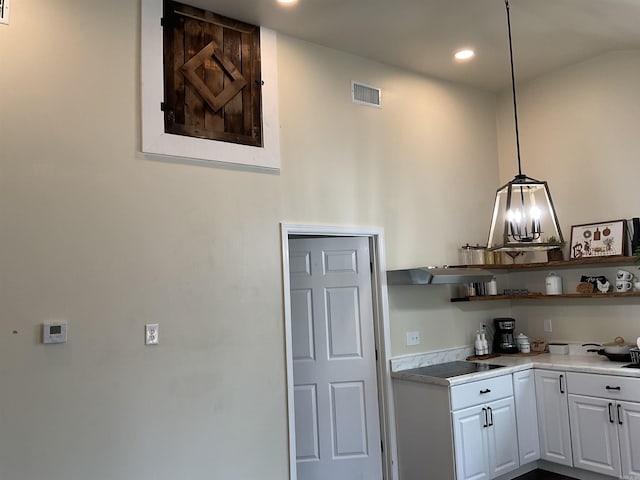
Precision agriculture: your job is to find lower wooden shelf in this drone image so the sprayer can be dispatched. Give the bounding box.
[451,292,640,302]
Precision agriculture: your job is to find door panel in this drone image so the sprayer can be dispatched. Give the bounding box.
[535,370,573,466]
[330,381,368,457]
[294,385,320,462]
[290,236,382,480]
[291,289,314,361]
[452,405,491,480]
[618,400,640,479]
[568,394,621,477]
[513,369,540,464]
[326,287,362,358]
[487,397,519,477]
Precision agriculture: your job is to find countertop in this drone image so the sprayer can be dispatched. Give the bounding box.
[390,353,640,387]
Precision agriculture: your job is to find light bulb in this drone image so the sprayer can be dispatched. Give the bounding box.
[530,206,541,219]
[454,49,475,61]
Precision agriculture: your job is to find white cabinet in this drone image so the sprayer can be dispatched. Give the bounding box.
[452,397,519,480]
[568,394,621,476]
[451,376,519,480]
[617,400,640,479]
[567,372,640,479]
[534,369,573,466]
[392,373,519,480]
[452,403,491,480]
[513,369,540,465]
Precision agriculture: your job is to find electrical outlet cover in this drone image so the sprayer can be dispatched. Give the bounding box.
[406,331,420,346]
[145,324,159,345]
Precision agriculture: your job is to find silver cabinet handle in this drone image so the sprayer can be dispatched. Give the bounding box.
[487,407,494,427]
[482,407,488,428]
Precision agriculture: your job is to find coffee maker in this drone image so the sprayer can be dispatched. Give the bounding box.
[493,318,519,354]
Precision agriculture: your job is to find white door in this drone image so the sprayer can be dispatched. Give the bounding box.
[512,369,540,465]
[534,370,573,466]
[452,405,491,480]
[289,236,383,480]
[487,397,519,478]
[568,394,621,477]
[618,400,640,479]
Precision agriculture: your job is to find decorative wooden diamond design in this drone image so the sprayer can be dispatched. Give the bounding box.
[179,40,247,113]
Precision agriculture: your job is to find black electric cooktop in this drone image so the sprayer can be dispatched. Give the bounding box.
[622,363,640,369]
[403,361,506,379]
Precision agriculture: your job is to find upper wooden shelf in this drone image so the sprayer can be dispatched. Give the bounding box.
[451,291,640,303]
[453,255,637,271]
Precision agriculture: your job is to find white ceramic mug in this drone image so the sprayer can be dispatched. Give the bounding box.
[616,280,632,292]
[617,269,633,281]
[635,281,640,292]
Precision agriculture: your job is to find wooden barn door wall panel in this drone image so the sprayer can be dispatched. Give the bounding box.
[162,0,262,147]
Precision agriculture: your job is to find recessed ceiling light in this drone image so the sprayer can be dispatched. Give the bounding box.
[454,49,475,61]
[277,0,298,5]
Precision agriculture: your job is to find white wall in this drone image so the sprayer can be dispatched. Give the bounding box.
[0,1,501,478]
[276,37,508,357]
[496,50,640,344]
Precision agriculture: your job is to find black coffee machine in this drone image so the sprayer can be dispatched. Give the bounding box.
[493,318,519,354]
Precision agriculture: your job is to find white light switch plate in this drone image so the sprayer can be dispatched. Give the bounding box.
[544,319,553,332]
[145,324,159,345]
[0,0,11,26]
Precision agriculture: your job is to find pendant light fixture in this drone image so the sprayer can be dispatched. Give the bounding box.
[487,0,564,252]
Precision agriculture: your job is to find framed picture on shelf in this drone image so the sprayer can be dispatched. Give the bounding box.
[569,219,626,259]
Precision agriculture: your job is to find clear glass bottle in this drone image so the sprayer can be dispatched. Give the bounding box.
[459,244,473,265]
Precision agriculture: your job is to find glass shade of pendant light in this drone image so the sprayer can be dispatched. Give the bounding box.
[487,0,564,252]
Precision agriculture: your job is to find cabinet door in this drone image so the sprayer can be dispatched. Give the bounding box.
[568,394,621,477]
[452,405,491,480]
[513,369,540,464]
[618,400,640,479]
[534,370,573,466]
[486,397,520,478]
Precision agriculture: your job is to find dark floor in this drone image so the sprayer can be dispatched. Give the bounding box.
[514,470,578,480]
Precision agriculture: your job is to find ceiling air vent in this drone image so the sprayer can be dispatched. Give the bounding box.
[352,81,381,108]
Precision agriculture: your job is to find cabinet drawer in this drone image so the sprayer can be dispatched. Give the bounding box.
[566,372,640,402]
[451,374,513,411]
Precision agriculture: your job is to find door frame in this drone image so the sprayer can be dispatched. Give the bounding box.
[280,223,398,480]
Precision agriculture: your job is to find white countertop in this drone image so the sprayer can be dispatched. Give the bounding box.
[391,353,640,387]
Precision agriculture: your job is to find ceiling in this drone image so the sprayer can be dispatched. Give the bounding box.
[185,0,640,92]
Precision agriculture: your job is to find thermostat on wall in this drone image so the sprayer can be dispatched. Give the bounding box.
[42,322,68,344]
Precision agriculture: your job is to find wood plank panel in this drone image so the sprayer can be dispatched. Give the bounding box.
[204,21,224,133]
[223,28,243,135]
[241,31,253,138]
[183,17,205,133]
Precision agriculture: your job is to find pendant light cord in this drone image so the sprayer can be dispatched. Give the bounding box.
[505,0,523,178]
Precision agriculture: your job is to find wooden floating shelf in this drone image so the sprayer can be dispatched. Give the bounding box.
[451,291,640,302]
[452,255,637,271]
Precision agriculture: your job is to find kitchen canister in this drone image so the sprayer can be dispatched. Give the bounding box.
[459,244,473,265]
[486,278,498,295]
[471,245,487,265]
[545,271,563,295]
[516,333,530,353]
